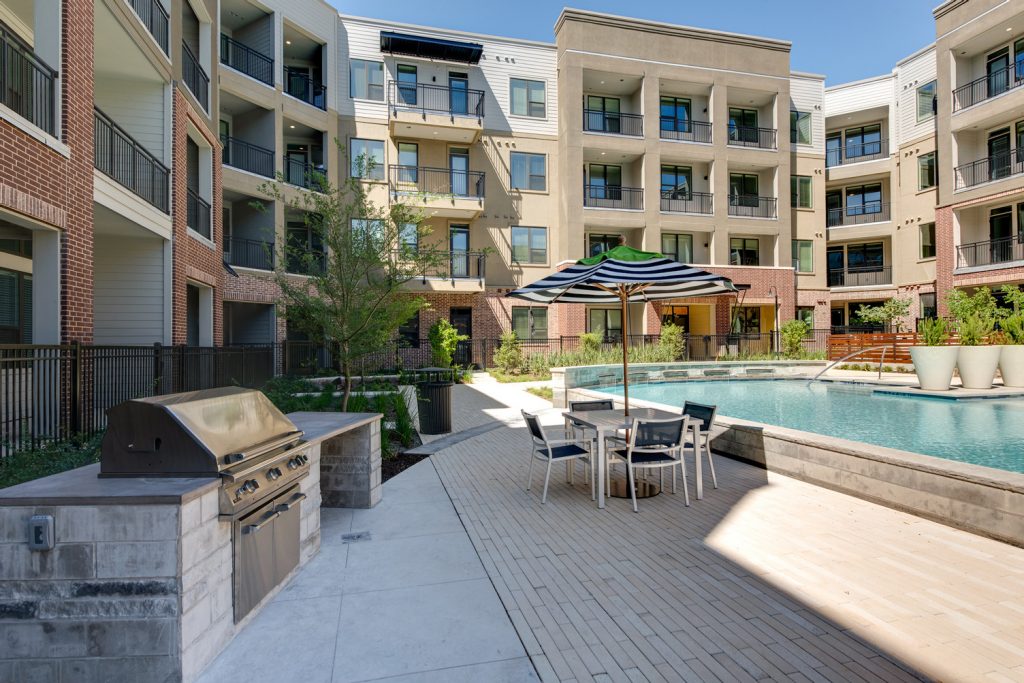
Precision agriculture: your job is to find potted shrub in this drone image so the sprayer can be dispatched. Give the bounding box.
[955,313,1000,389]
[910,318,957,391]
[998,312,1024,387]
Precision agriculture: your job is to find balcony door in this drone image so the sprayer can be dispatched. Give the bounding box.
[988,128,1012,181]
[586,96,620,133]
[988,48,1010,98]
[449,148,469,196]
[729,173,759,207]
[285,145,309,186]
[397,64,417,105]
[397,142,418,183]
[825,133,842,167]
[450,224,469,277]
[827,246,844,287]
[826,190,843,227]
[845,184,882,217]
[449,72,469,115]
[989,206,1013,264]
[728,107,758,144]
[588,164,622,201]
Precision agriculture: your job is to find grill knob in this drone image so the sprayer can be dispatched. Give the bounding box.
[287,459,299,470]
[244,479,259,493]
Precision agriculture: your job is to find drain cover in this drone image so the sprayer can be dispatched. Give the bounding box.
[340,531,371,543]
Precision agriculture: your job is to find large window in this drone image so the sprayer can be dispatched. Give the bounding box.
[729,173,759,204]
[792,240,813,273]
[918,152,937,190]
[916,80,936,122]
[845,184,882,215]
[919,293,937,321]
[396,64,417,104]
[588,234,621,257]
[661,233,693,263]
[396,142,418,182]
[845,124,882,159]
[588,164,622,200]
[919,222,936,259]
[510,78,545,118]
[350,59,384,101]
[730,237,759,266]
[728,107,758,144]
[790,111,812,145]
[796,307,814,327]
[589,308,622,341]
[846,242,884,270]
[732,307,760,334]
[400,223,419,252]
[585,95,621,133]
[399,312,420,348]
[349,138,384,180]
[660,96,691,135]
[661,305,689,332]
[660,165,692,199]
[512,307,548,340]
[0,268,31,344]
[791,176,812,208]
[510,152,546,191]
[511,226,547,264]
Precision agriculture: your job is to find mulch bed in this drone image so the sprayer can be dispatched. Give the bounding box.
[382,452,429,482]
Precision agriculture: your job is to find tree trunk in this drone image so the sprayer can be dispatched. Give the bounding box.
[341,355,352,412]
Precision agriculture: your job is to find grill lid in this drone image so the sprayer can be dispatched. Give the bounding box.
[101,386,302,477]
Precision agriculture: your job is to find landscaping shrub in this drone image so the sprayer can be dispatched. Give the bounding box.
[918,317,950,346]
[780,319,810,359]
[658,323,686,361]
[0,434,103,489]
[428,319,467,368]
[493,332,525,375]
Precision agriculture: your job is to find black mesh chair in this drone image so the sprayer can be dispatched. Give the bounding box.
[682,401,719,491]
[522,410,595,503]
[610,415,692,512]
[564,400,613,495]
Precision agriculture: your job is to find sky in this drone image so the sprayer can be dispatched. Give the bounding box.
[330,0,938,85]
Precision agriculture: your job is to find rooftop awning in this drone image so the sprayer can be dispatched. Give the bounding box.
[379,31,483,64]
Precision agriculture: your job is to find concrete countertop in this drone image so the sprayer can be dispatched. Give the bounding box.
[288,411,382,446]
[0,463,218,506]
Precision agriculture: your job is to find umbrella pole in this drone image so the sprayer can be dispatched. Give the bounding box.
[621,290,629,417]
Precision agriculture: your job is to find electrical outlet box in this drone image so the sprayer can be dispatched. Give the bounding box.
[28,515,54,551]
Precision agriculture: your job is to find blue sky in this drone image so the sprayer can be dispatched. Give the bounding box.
[330,0,938,85]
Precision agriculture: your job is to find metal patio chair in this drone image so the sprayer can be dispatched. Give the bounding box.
[683,401,719,491]
[522,410,595,503]
[609,415,692,512]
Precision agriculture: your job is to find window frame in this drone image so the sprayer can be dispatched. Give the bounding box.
[399,312,421,348]
[792,239,814,273]
[660,165,693,200]
[588,308,623,341]
[919,293,937,321]
[730,237,759,266]
[511,306,549,341]
[510,226,547,265]
[660,233,693,263]
[659,96,691,134]
[350,59,385,101]
[349,138,385,180]
[790,110,812,145]
[918,152,937,190]
[916,80,936,122]
[510,151,547,192]
[510,78,546,118]
[919,222,936,260]
[731,306,761,335]
[587,233,621,257]
[791,175,813,209]
[796,306,815,328]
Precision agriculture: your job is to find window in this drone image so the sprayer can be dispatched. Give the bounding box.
[919,222,936,259]
[730,238,759,266]
[661,305,690,332]
[660,165,692,200]
[0,237,31,258]
[660,96,691,134]
[587,164,622,201]
[918,152,937,190]
[400,223,419,252]
[399,312,420,348]
[585,95,621,133]
[791,176,812,208]
[396,143,418,182]
[919,293,937,321]
[792,240,813,273]
[589,309,622,341]
[916,80,936,122]
[0,268,31,344]
[845,184,882,215]
[510,152,546,191]
[732,307,760,334]
[728,107,758,144]
[796,307,814,327]
[349,139,384,180]
[511,226,547,264]
[729,173,759,206]
[350,59,384,101]
[844,124,882,159]
[661,233,693,263]
[846,242,884,270]
[396,64,417,105]
[350,218,385,242]
[588,234,621,257]
[790,111,811,145]
[512,307,548,340]
[510,78,545,118]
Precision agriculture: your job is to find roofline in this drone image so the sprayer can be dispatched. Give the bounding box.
[554,8,791,52]
[933,0,969,20]
[791,71,826,80]
[339,13,557,50]
[825,73,894,92]
[895,42,936,66]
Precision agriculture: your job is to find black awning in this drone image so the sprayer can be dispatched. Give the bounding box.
[379,31,483,64]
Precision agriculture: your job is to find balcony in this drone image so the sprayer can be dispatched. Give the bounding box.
[220,34,273,86]
[727,125,777,150]
[659,119,712,144]
[660,192,713,215]
[388,165,485,219]
[187,188,211,239]
[727,195,777,219]
[826,202,891,228]
[224,236,274,271]
[181,42,209,111]
[954,149,1024,190]
[828,266,892,288]
[387,82,484,143]
[583,185,643,211]
[286,249,326,276]
[222,136,274,178]
[953,64,1023,112]
[956,236,1024,269]
[398,249,486,292]
[127,0,169,54]
[826,139,889,168]
[93,107,169,213]
[284,68,326,110]
[0,22,57,135]
[583,110,643,137]
[284,157,326,190]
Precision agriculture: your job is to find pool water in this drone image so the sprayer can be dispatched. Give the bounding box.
[599,380,1024,474]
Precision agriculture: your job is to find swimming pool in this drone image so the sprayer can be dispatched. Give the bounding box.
[599,380,1024,474]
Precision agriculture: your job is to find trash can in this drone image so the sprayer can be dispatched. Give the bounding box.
[416,367,454,435]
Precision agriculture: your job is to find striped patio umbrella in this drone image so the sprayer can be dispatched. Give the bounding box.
[507,245,737,413]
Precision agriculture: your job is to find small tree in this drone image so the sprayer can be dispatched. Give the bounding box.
[493,332,524,375]
[658,323,686,360]
[853,296,912,332]
[780,319,809,359]
[260,146,446,410]
[428,319,468,368]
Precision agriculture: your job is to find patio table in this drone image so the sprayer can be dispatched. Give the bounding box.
[565,407,702,509]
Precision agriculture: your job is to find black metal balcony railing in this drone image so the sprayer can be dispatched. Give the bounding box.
[583,109,643,137]
[181,42,209,111]
[127,0,169,54]
[956,235,1024,269]
[284,68,326,110]
[0,22,57,135]
[388,165,485,199]
[387,81,485,119]
[953,63,1023,112]
[727,125,777,150]
[186,188,211,239]
[659,118,712,144]
[583,185,643,210]
[828,266,892,288]
[220,34,273,86]
[825,139,889,168]
[954,149,1024,190]
[826,202,891,228]
[222,135,275,178]
[284,156,326,190]
[94,107,170,213]
[394,249,486,282]
[727,195,777,219]
[224,236,274,271]
[286,249,326,276]
[660,192,713,215]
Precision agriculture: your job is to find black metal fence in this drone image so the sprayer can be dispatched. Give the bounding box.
[826,139,889,168]
[220,33,273,85]
[957,235,1024,269]
[181,42,209,110]
[387,81,484,118]
[128,0,170,54]
[660,192,713,215]
[389,165,485,199]
[954,149,1024,190]
[0,21,57,135]
[953,63,1022,112]
[186,188,212,238]
[826,202,891,228]
[727,125,777,150]
[660,119,712,144]
[394,250,486,282]
[285,156,327,190]
[828,266,892,287]
[583,109,643,137]
[222,135,275,178]
[94,107,170,213]
[584,185,644,210]
[225,237,275,271]
[728,195,777,219]
[285,68,326,110]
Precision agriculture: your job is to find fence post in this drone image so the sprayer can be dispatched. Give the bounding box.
[69,341,82,437]
[152,342,164,395]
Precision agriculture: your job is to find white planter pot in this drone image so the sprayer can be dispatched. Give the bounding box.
[910,346,959,391]
[956,346,1002,390]
[998,345,1024,388]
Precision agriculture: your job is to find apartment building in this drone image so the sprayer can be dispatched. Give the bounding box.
[934,0,1024,315]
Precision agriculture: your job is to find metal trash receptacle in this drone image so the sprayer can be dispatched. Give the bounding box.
[416,367,454,435]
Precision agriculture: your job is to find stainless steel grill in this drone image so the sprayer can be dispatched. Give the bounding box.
[101,386,312,621]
